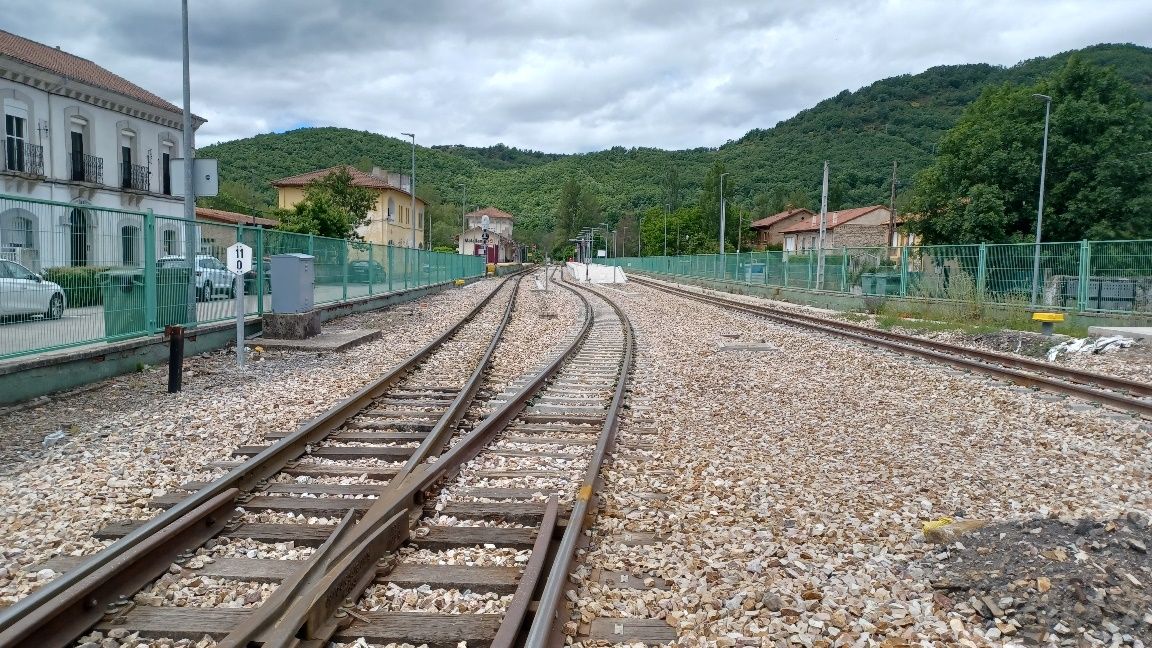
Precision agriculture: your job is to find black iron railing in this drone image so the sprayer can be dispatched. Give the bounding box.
[70,152,103,184]
[3,141,44,176]
[121,161,150,191]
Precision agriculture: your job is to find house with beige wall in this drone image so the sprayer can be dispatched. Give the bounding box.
[271,166,426,248]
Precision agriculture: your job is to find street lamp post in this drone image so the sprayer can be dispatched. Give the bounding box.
[401,132,416,250]
[663,203,669,257]
[637,211,643,257]
[1030,94,1052,306]
[459,183,467,255]
[719,173,729,256]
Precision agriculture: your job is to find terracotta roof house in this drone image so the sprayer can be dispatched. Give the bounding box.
[775,206,896,251]
[196,207,278,228]
[272,166,427,248]
[748,208,816,249]
[0,28,203,272]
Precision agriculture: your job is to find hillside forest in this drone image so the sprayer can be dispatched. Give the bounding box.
[198,43,1152,256]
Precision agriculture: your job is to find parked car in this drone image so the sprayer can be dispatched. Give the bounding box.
[0,260,65,319]
[348,259,386,283]
[157,255,234,301]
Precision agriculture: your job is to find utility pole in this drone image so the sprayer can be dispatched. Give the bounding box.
[719,173,729,256]
[816,161,829,287]
[887,160,897,259]
[401,133,416,250]
[1030,94,1052,306]
[737,208,743,255]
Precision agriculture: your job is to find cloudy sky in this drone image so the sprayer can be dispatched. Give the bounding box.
[4,0,1150,152]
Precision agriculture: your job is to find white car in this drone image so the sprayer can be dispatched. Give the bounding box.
[0,260,66,319]
[157,255,235,301]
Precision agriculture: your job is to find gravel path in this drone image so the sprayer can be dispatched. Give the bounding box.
[564,279,1150,646]
[0,278,506,609]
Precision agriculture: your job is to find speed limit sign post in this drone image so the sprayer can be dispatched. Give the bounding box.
[226,243,252,367]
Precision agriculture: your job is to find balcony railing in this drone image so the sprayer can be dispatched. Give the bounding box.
[70,152,103,184]
[121,161,150,191]
[3,140,45,176]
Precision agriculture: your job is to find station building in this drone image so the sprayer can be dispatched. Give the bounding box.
[0,28,202,272]
[457,206,521,263]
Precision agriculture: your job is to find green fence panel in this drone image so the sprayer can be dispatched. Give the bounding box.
[1,193,484,361]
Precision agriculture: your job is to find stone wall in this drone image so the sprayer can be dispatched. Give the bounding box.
[833,224,889,249]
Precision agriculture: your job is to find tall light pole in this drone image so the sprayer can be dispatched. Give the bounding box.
[459,183,467,255]
[1030,94,1052,306]
[180,0,198,325]
[637,211,643,257]
[663,203,669,257]
[719,172,729,256]
[401,132,416,250]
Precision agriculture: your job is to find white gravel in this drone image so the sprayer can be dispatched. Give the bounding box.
[641,275,1152,385]
[562,279,1150,646]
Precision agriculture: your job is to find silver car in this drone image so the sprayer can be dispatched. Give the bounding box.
[0,260,66,319]
[157,255,235,301]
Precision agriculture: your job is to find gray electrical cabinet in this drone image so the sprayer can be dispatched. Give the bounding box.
[271,253,315,313]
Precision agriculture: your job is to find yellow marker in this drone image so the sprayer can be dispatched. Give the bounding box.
[1032,312,1065,335]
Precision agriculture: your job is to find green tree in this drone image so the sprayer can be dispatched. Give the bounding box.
[197,180,269,215]
[276,167,376,239]
[910,56,1152,244]
[554,178,602,241]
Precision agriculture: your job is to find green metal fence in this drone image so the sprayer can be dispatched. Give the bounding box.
[598,239,1152,315]
[0,193,485,360]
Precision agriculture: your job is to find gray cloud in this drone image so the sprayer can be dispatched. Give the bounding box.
[1,0,1148,152]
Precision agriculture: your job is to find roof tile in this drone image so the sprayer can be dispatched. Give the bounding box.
[0,29,184,116]
[777,205,889,234]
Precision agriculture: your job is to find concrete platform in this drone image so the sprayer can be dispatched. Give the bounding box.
[249,328,381,352]
[1087,326,1152,340]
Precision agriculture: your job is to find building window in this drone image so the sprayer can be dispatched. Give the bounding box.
[162,150,172,195]
[120,129,140,190]
[387,197,396,222]
[69,208,88,266]
[162,229,177,255]
[5,113,25,172]
[121,225,140,266]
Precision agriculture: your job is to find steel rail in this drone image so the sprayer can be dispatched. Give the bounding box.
[0,274,523,648]
[219,273,526,647]
[631,275,1152,418]
[490,495,559,648]
[218,273,599,646]
[525,270,637,647]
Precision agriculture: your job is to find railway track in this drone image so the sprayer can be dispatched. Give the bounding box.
[628,274,1152,419]
[0,267,635,648]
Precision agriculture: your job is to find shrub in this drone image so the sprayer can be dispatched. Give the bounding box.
[42,266,115,308]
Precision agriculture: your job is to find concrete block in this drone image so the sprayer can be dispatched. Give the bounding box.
[1087,326,1151,340]
[262,311,321,340]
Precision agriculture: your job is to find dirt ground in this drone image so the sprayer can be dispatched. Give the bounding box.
[918,513,1152,645]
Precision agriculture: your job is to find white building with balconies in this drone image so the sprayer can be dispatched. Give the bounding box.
[0,28,203,272]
